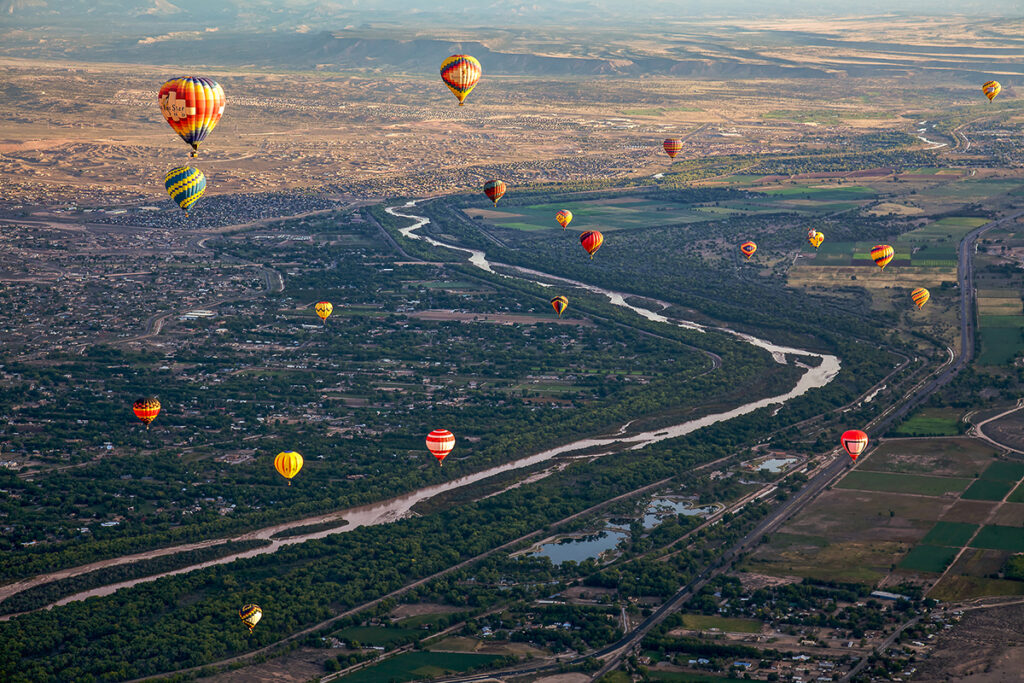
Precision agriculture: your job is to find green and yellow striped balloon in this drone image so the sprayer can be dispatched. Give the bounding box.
[164,165,206,213]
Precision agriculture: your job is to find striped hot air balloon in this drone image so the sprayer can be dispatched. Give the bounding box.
[841,429,868,462]
[440,54,482,106]
[870,244,894,270]
[483,180,506,206]
[426,429,455,466]
[274,451,303,485]
[158,77,225,156]
[551,295,569,317]
[911,287,930,308]
[982,80,1001,102]
[663,138,683,159]
[133,397,161,428]
[315,301,333,323]
[555,210,573,230]
[165,166,206,214]
[740,241,757,260]
[239,604,262,633]
[580,230,604,259]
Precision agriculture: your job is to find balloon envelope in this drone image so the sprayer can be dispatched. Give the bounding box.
[165,166,206,213]
[440,55,481,105]
[159,77,225,155]
[239,604,262,632]
[663,138,683,159]
[427,429,455,465]
[580,230,604,259]
[841,430,869,461]
[911,287,930,308]
[556,210,573,230]
[551,295,569,317]
[315,301,333,322]
[871,244,894,270]
[483,180,506,206]
[982,80,1001,101]
[740,241,757,259]
[274,451,303,484]
[808,230,824,249]
[133,397,161,427]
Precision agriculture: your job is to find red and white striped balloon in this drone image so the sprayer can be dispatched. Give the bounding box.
[426,429,456,466]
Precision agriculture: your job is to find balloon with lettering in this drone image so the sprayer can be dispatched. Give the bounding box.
[427,429,455,466]
[315,301,333,323]
[158,77,225,157]
[911,287,930,309]
[871,244,894,270]
[164,166,206,214]
[740,241,757,260]
[483,180,506,206]
[440,54,481,106]
[274,451,303,485]
[551,295,569,317]
[841,430,868,461]
[556,209,573,230]
[580,230,604,259]
[239,604,262,633]
[133,397,161,428]
[982,80,1001,102]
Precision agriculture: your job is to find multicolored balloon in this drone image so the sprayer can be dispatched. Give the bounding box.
[556,210,573,230]
[740,241,757,260]
[982,80,1001,102]
[871,244,894,270]
[580,230,604,259]
[911,287,930,309]
[483,180,506,206]
[158,77,225,157]
[440,54,481,106]
[427,429,455,466]
[239,604,262,633]
[165,166,206,214]
[841,430,868,462]
[807,230,824,249]
[133,397,161,429]
[663,138,683,159]
[551,295,569,317]
[315,301,333,323]
[274,451,303,485]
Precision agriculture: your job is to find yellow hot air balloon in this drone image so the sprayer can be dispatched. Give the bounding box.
[315,301,333,323]
[807,229,824,249]
[551,295,569,317]
[911,287,930,308]
[555,210,573,230]
[239,604,262,633]
[440,55,481,106]
[274,451,303,485]
[982,80,1001,102]
[870,244,894,270]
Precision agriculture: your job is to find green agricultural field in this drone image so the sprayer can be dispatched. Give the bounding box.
[898,544,959,573]
[929,575,1024,601]
[856,439,996,478]
[978,327,1024,365]
[891,408,962,437]
[680,614,762,633]
[921,521,978,547]
[837,471,971,496]
[983,461,1024,481]
[962,478,1015,501]
[335,625,422,646]
[971,525,1024,552]
[648,673,750,683]
[337,651,501,683]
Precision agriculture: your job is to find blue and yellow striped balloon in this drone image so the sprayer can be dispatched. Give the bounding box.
[164,166,206,213]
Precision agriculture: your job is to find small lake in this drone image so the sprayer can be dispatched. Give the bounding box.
[531,529,628,565]
[757,457,798,473]
[642,498,718,528]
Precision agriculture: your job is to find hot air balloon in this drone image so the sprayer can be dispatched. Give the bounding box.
[315,301,333,323]
[427,429,455,466]
[483,180,506,206]
[580,230,604,259]
[133,397,161,429]
[870,244,894,270]
[740,241,757,260]
[274,451,303,485]
[551,295,569,317]
[440,54,481,106]
[158,77,225,157]
[165,166,206,214]
[556,210,573,230]
[982,80,1001,102]
[808,230,824,249]
[840,429,868,462]
[239,604,262,633]
[911,287,930,309]
[663,138,683,159]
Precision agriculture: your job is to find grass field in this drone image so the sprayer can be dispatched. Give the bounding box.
[921,521,978,547]
[890,408,963,437]
[335,625,421,646]
[898,544,960,573]
[680,614,762,633]
[970,525,1024,552]
[962,478,1015,501]
[981,462,1024,482]
[837,471,971,496]
[978,324,1024,366]
[855,439,995,478]
[337,652,501,683]
[929,575,1024,601]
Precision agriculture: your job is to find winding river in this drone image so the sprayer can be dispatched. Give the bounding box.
[1,200,839,617]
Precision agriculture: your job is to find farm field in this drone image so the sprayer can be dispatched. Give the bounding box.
[921,521,977,547]
[970,525,1024,552]
[856,438,996,477]
[889,408,963,437]
[336,651,502,683]
[334,625,421,647]
[961,478,1015,501]
[898,544,959,573]
[836,471,971,496]
[678,614,763,633]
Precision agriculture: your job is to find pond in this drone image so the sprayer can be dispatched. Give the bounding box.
[531,528,628,565]
[642,498,719,528]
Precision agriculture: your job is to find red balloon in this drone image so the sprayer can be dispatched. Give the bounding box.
[426,429,455,466]
[580,230,604,259]
[483,180,506,206]
[841,429,869,461]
